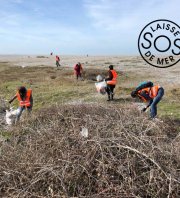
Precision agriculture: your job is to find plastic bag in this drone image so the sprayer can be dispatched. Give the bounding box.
[5,107,20,125]
[80,127,88,138]
[96,75,103,82]
[95,80,107,95]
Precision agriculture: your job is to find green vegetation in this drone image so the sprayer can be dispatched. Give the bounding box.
[36,56,48,58]
[0,63,179,119]
[159,102,180,119]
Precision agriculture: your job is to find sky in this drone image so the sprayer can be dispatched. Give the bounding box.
[0,0,179,55]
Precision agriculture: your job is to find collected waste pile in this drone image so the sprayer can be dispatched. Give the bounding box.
[0,104,179,197]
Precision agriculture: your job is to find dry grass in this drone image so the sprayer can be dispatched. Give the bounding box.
[0,104,179,197]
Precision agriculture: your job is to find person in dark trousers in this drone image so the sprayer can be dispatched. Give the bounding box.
[74,62,83,80]
[56,55,60,67]
[131,82,164,118]
[9,86,33,122]
[105,65,118,101]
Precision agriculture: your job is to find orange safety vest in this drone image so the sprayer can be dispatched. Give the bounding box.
[107,70,118,85]
[16,89,32,107]
[138,85,160,102]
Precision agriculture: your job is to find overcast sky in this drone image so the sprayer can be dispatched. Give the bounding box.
[0,0,179,55]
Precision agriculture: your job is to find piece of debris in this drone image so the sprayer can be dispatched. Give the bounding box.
[80,127,88,138]
[5,107,20,125]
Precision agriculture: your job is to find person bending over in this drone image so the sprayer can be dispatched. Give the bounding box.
[9,86,33,122]
[131,81,164,118]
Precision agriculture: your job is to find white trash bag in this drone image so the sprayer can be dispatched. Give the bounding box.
[80,127,88,138]
[96,75,103,82]
[5,107,20,125]
[95,80,107,95]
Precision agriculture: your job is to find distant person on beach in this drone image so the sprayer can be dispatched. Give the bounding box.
[50,52,53,56]
[131,81,164,118]
[105,65,118,101]
[56,55,61,67]
[74,62,83,80]
[9,86,33,122]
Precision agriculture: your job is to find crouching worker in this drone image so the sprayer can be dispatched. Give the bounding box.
[9,86,33,122]
[131,81,164,118]
[105,65,118,101]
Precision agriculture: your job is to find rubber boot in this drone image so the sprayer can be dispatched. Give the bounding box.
[111,93,114,100]
[107,95,111,101]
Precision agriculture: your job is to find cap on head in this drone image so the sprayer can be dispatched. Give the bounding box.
[109,65,113,70]
[131,90,137,98]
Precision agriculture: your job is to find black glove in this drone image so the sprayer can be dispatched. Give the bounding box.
[141,107,147,112]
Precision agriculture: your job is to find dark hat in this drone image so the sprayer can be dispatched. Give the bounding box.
[109,65,113,70]
[131,90,137,98]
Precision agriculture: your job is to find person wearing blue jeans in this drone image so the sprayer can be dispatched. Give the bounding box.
[16,106,32,121]
[131,82,164,118]
[149,88,164,118]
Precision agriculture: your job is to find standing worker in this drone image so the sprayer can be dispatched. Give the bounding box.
[9,86,33,122]
[56,55,61,67]
[74,62,83,80]
[105,65,118,101]
[131,81,164,118]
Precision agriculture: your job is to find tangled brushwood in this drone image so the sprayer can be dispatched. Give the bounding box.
[0,104,179,197]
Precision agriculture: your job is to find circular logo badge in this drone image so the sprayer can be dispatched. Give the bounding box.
[138,19,180,68]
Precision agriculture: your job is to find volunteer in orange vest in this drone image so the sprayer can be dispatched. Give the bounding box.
[9,86,33,121]
[105,65,118,101]
[131,82,164,118]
